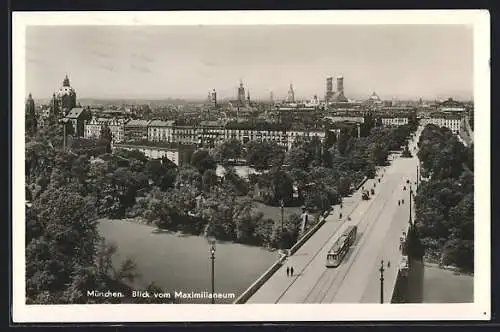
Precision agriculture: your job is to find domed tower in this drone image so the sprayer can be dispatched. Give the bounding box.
[55,74,77,116]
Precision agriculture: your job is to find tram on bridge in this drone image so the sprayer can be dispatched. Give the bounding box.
[326,225,358,268]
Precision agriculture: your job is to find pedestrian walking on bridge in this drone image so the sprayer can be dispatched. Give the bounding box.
[286,266,290,277]
[290,266,294,277]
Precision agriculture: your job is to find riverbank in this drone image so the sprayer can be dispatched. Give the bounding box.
[98,218,278,304]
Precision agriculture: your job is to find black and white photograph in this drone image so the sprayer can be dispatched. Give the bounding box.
[12,10,490,322]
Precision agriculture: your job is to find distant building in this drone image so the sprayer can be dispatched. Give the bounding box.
[148,120,175,143]
[84,116,126,143]
[108,117,126,143]
[288,83,295,103]
[113,142,195,166]
[85,117,109,140]
[65,107,87,137]
[421,112,464,135]
[238,80,246,105]
[438,98,467,114]
[367,92,383,106]
[305,95,320,107]
[325,75,348,103]
[198,120,227,148]
[173,123,198,145]
[380,116,409,126]
[207,89,217,107]
[124,119,150,141]
[326,77,333,101]
[325,113,365,124]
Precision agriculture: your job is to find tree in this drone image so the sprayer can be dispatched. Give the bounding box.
[100,123,113,153]
[284,146,310,170]
[246,141,284,170]
[191,149,217,174]
[268,168,294,205]
[202,169,219,193]
[337,128,351,155]
[401,143,412,158]
[26,186,103,303]
[144,159,177,191]
[222,167,249,196]
[176,166,202,189]
[213,139,243,163]
[413,124,474,271]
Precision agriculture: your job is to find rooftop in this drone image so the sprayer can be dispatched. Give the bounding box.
[125,119,150,127]
[66,107,85,119]
[149,120,175,127]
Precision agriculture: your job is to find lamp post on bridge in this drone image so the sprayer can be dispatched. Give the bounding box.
[280,199,285,233]
[416,164,419,191]
[409,184,413,226]
[379,260,385,304]
[208,236,216,304]
[59,118,69,150]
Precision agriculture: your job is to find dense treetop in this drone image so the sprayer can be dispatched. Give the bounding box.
[415,124,474,271]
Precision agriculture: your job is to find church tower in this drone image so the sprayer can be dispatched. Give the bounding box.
[25,93,37,136]
[49,93,60,124]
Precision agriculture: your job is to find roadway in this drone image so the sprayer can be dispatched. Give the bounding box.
[246,128,422,303]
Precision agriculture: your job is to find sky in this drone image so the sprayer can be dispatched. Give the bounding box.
[25,25,473,101]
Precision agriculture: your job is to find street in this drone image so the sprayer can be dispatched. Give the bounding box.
[247,131,421,303]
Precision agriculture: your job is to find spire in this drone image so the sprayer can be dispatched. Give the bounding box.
[28,93,33,100]
[63,74,70,87]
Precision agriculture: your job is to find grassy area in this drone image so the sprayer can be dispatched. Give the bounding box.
[252,201,304,224]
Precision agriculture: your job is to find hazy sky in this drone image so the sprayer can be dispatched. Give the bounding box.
[25,25,473,101]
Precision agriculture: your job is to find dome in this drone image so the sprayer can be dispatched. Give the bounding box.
[56,85,76,97]
[369,92,381,101]
[56,75,76,97]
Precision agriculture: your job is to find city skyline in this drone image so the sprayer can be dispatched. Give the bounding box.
[26,25,473,102]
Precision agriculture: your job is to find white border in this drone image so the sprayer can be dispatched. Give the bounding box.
[12,10,490,322]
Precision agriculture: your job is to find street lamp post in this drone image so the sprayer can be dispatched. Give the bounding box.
[409,184,413,225]
[416,164,419,191]
[208,237,216,304]
[280,199,285,233]
[379,260,385,304]
[59,118,68,150]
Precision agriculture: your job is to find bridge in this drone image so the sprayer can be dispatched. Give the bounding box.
[235,128,422,304]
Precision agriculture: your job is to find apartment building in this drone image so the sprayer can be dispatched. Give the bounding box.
[148,120,175,142]
[421,112,464,135]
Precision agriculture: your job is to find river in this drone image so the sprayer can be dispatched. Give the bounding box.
[98,219,278,304]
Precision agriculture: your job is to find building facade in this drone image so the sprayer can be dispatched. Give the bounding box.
[421,112,464,135]
[124,119,150,142]
[198,120,226,147]
[84,117,108,139]
[439,98,467,114]
[65,108,87,137]
[108,117,126,143]
[380,116,409,126]
[84,116,126,143]
[173,124,198,145]
[112,143,195,166]
[148,120,175,142]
